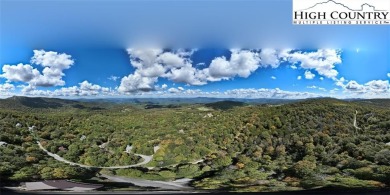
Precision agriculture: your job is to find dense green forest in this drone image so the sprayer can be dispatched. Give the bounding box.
[0,97,389,192]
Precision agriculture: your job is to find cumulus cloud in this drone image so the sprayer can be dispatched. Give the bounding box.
[166,65,207,85]
[118,72,157,93]
[335,77,346,87]
[30,50,74,87]
[343,80,389,97]
[118,48,343,93]
[1,50,74,91]
[297,76,302,80]
[78,80,103,96]
[161,84,168,89]
[119,48,203,93]
[259,49,280,68]
[224,88,320,99]
[167,86,185,93]
[387,73,390,78]
[0,83,15,95]
[149,87,321,99]
[207,49,261,80]
[285,49,341,79]
[157,52,187,68]
[119,48,271,93]
[1,64,40,82]
[31,50,73,69]
[364,80,389,93]
[304,70,315,79]
[271,76,276,80]
[345,80,364,92]
[22,80,114,97]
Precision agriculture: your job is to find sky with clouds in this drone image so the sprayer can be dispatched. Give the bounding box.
[0,0,389,99]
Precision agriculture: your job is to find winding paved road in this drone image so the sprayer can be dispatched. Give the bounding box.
[36,140,196,189]
[353,110,361,129]
[37,141,153,169]
[100,174,192,190]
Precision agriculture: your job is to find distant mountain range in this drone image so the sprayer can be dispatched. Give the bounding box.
[0,96,389,110]
[75,97,299,105]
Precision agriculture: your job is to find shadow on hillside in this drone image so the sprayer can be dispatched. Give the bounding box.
[20,98,63,109]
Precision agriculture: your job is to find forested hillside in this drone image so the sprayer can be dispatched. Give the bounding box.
[0,97,389,192]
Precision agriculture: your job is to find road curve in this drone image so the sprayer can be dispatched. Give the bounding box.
[353,110,361,130]
[100,174,192,190]
[37,141,153,169]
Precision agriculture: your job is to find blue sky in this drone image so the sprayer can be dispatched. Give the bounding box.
[0,0,389,98]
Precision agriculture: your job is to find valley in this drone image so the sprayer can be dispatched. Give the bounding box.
[0,96,389,192]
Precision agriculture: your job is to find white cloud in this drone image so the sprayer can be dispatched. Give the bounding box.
[318,87,326,91]
[168,87,181,93]
[364,80,389,93]
[387,73,390,78]
[161,84,168,89]
[304,70,315,79]
[224,88,320,99]
[345,80,364,92]
[335,77,346,87]
[118,72,157,93]
[297,76,302,80]
[285,49,341,79]
[157,52,187,68]
[167,87,184,93]
[0,83,15,95]
[320,77,324,80]
[20,85,35,93]
[207,49,261,80]
[259,49,280,68]
[127,48,163,68]
[119,48,343,93]
[1,64,40,82]
[1,50,74,90]
[31,50,74,69]
[290,65,297,69]
[78,80,102,96]
[22,80,114,97]
[343,80,389,97]
[329,88,340,94]
[165,65,207,85]
[120,48,205,92]
[271,76,276,80]
[307,85,317,89]
[108,75,120,81]
[120,48,262,92]
[30,50,74,87]
[206,57,231,80]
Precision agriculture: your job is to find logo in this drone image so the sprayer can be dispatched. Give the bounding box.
[293,0,390,25]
